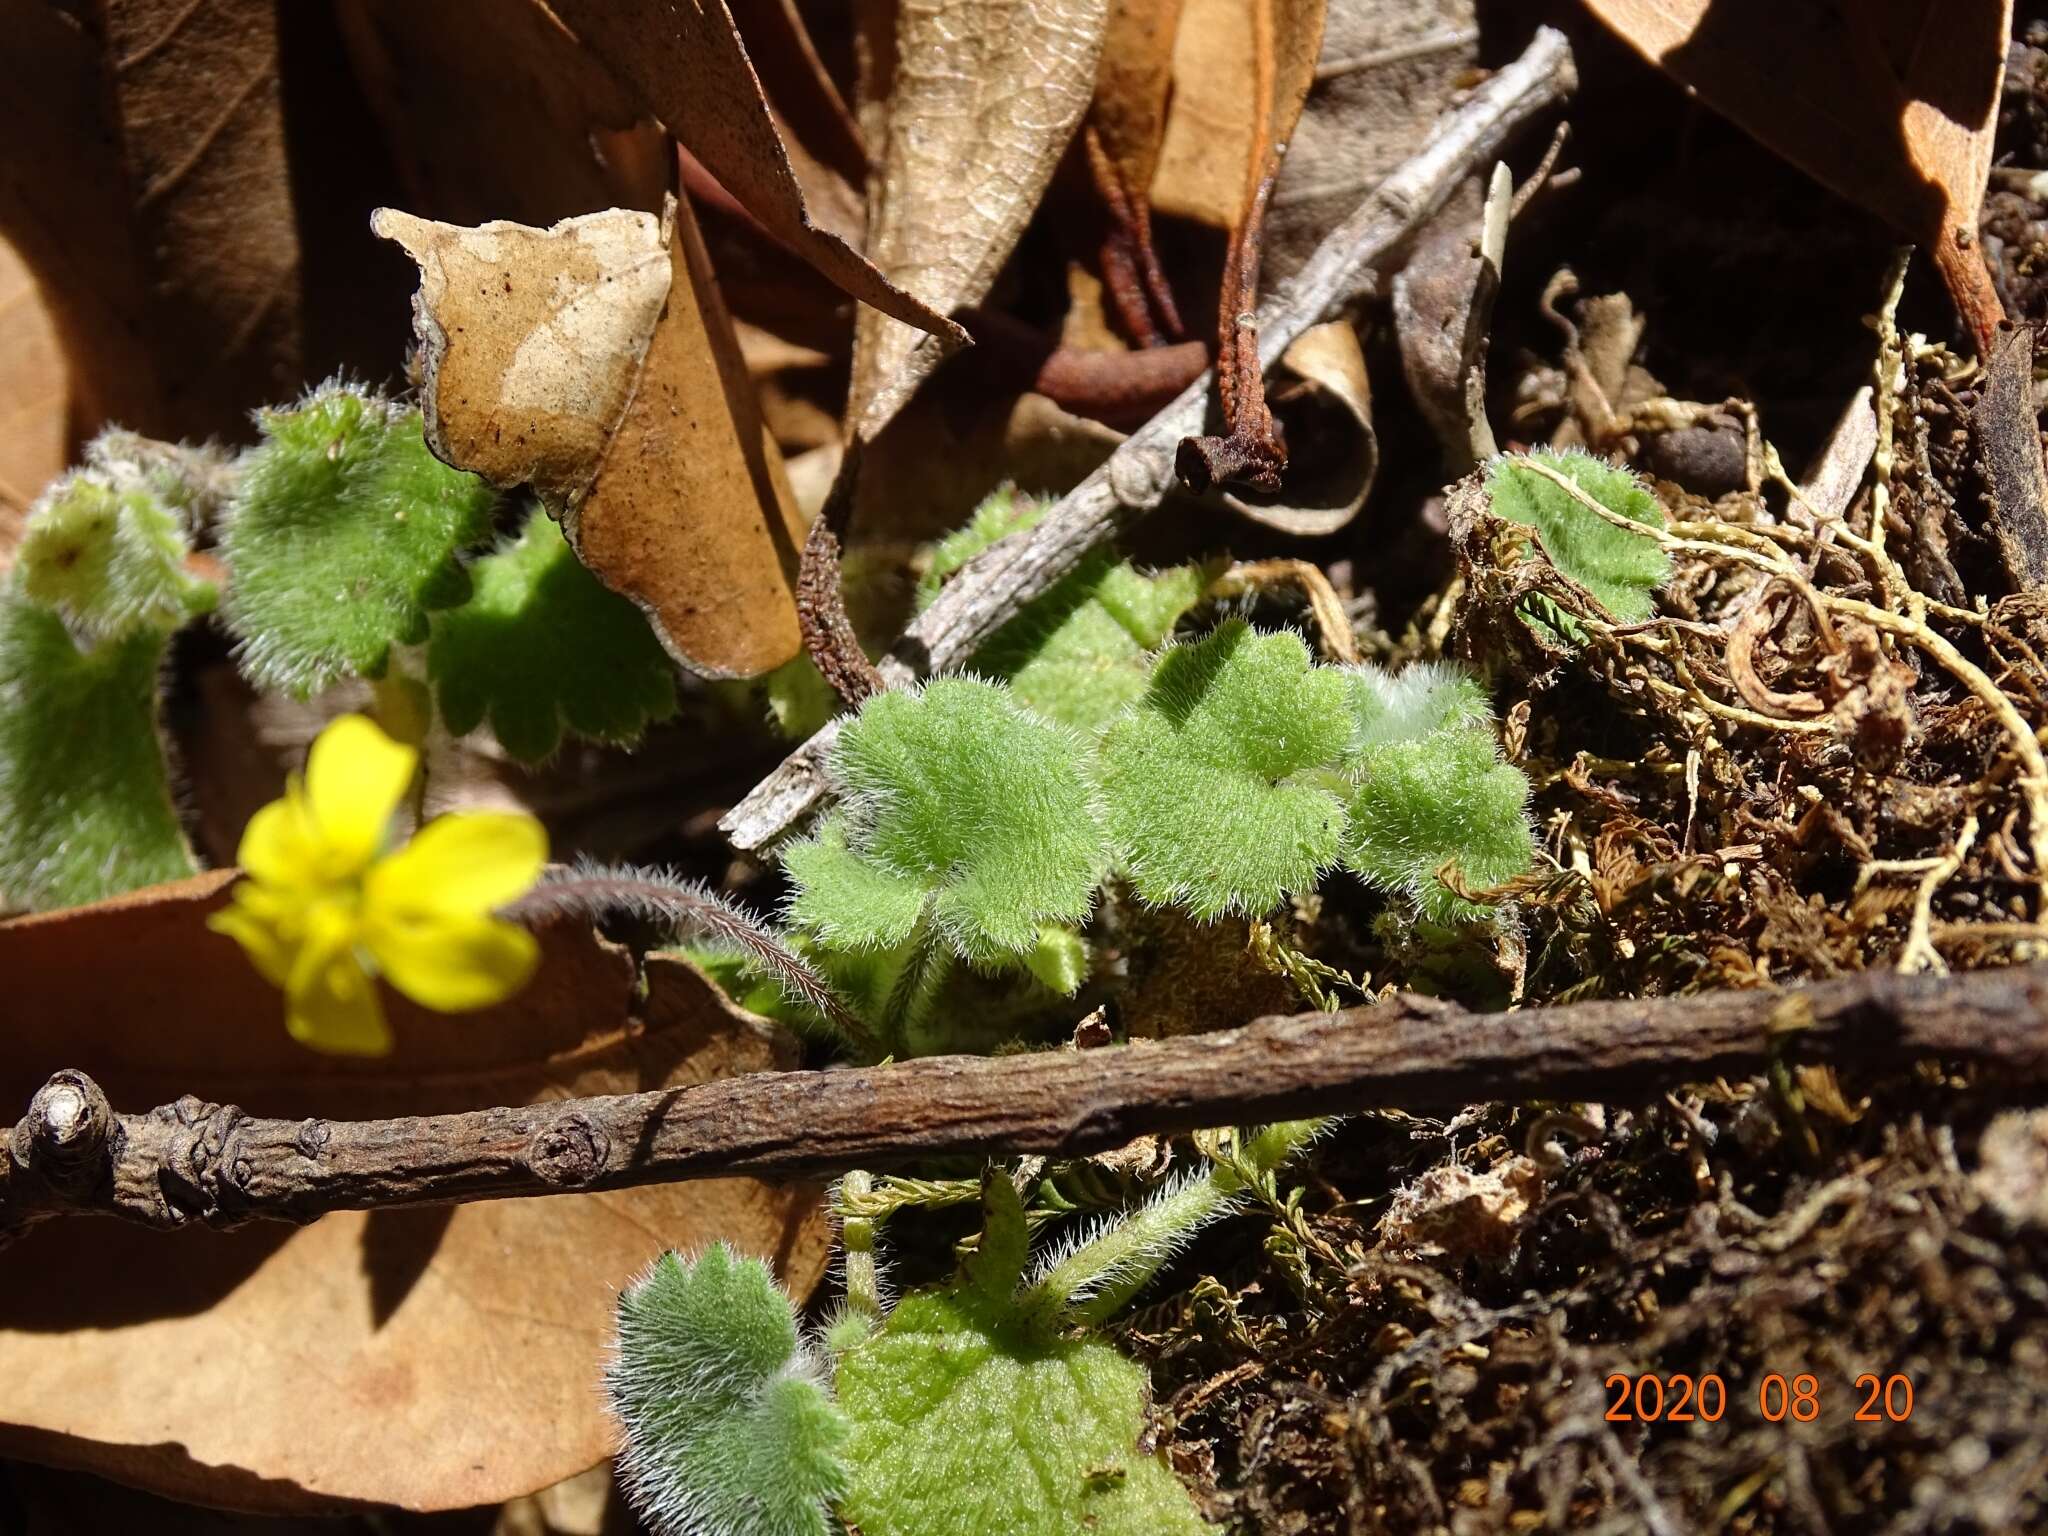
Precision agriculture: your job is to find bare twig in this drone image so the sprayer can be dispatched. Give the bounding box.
[8,961,2048,1244]
[721,27,1578,852]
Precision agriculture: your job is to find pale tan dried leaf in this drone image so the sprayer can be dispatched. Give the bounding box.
[374,204,673,509]
[337,0,669,227]
[0,876,827,1513]
[0,0,302,441]
[1582,0,2011,351]
[846,0,1113,439]
[1149,0,1326,228]
[547,0,959,341]
[0,236,66,554]
[1265,0,1478,281]
[376,198,807,679]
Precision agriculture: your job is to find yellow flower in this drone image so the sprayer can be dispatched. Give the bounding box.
[208,714,548,1055]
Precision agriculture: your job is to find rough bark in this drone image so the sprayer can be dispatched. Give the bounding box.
[8,962,2048,1245]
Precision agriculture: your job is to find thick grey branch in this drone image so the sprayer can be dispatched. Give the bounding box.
[719,26,1578,851]
[7,962,2047,1244]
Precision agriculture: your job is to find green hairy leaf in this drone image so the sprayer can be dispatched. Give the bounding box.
[1484,449,1669,626]
[834,1290,1211,1536]
[219,382,496,695]
[786,679,1106,963]
[16,471,216,642]
[607,1244,849,1536]
[1345,723,1535,925]
[920,491,1206,734]
[975,552,1208,735]
[1342,661,1491,758]
[1097,621,1351,920]
[0,593,195,910]
[428,507,678,761]
[914,484,1049,610]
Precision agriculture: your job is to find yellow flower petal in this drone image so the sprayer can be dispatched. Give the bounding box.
[365,812,547,917]
[236,782,321,887]
[304,714,418,873]
[285,902,390,1056]
[366,909,540,1012]
[207,891,296,989]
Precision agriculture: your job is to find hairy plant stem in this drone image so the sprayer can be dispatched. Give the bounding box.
[878,915,953,1058]
[836,1168,887,1324]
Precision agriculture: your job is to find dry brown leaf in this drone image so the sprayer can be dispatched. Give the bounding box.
[377,197,808,679]
[547,0,958,342]
[0,874,827,1513]
[337,0,670,228]
[845,0,1113,439]
[1582,0,2012,352]
[0,0,301,443]
[728,0,871,189]
[0,235,67,553]
[1265,0,1478,282]
[1149,0,1326,228]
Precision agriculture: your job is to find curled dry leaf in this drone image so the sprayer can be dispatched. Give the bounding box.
[546,0,957,341]
[1581,0,2013,353]
[0,236,67,552]
[1219,318,1377,534]
[376,197,809,679]
[1162,0,1325,492]
[846,0,1113,439]
[0,0,302,441]
[0,874,827,1513]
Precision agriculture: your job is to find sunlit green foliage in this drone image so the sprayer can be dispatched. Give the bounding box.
[608,1244,848,1536]
[219,382,495,695]
[428,507,677,760]
[785,679,1105,964]
[1341,665,1534,923]
[1485,449,1668,631]
[1097,621,1350,919]
[0,594,194,910]
[17,472,215,642]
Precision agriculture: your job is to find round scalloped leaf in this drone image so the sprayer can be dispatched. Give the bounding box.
[0,594,195,910]
[1484,450,1669,624]
[835,1287,1212,1536]
[428,507,678,761]
[1097,621,1350,920]
[792,679,1105,964]
[1344,726,1535,924]
[220,383,497,696]
[607,1244,848,1536]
